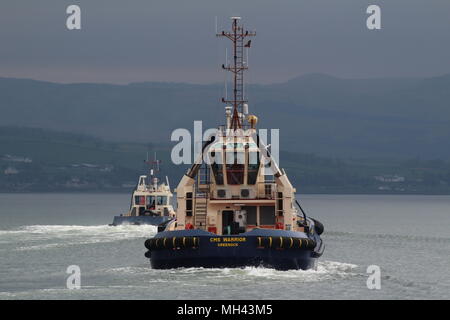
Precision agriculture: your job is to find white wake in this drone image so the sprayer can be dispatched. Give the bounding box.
[0,224,157,251]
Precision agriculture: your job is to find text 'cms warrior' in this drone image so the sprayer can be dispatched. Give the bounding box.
[145,17,324,270]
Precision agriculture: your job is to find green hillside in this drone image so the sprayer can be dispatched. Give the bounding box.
[1,127,449,194]
[0,127,181,192]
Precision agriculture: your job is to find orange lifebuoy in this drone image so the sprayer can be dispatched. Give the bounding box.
[185,223,194,230]
[275,222,284,230]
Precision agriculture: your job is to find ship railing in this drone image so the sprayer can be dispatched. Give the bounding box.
[217,124,253,135]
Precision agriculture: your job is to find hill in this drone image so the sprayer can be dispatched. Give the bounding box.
[0,74,449,159]
[1,127,449,194]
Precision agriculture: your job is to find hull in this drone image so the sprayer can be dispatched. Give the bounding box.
[111,215,172,226]
[145,229,324,271]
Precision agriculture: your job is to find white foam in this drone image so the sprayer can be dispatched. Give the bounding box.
[129,261,359,283]
[0,224,157,251]
[218,261,358,281]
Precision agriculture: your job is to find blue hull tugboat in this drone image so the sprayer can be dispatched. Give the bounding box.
[144,17,324,270]
[111,156,175,226]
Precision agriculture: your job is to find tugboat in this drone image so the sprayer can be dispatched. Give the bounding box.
[144,17,324,270]
[111,156,175,226]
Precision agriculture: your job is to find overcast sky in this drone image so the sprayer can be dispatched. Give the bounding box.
[0,0,449,84]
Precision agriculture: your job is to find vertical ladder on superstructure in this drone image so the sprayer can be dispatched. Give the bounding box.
[194,195,207,229]
[194,163,209,229]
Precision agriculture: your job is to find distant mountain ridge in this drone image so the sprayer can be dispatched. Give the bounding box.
[0,73,449,159]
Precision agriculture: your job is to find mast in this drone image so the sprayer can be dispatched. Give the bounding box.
[217,17,256,130]
[145,152,161,189]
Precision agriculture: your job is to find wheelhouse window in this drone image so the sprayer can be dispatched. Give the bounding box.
[247,151,260,185]
[146,196,156,207]
[135,196,145,205]
[226,151,245,185]
[210,151,224,185]
[157,196,167,205]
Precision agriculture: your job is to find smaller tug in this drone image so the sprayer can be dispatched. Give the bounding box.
[144,17,324,270]
[111,156,175,226]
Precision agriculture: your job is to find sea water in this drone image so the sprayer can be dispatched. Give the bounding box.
[0,193,449,299]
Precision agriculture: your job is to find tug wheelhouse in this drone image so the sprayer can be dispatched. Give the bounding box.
[111,157,175,226]
[175,131,298,236]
